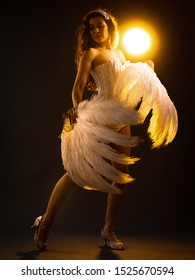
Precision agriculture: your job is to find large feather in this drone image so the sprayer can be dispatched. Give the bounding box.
[60,60,178,193]
[113,62,178,148]
[61,118,139,194]
[78,94,142,126]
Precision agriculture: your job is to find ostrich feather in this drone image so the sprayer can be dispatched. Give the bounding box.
[61,119,139,194]
[113,62,178,148]
[60,59,178,193]
[78,94,142,126]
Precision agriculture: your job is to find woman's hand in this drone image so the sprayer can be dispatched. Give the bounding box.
[145,59,155,71]
[67,107,78,125]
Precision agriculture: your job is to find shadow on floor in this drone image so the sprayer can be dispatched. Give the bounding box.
[1,232,195,260]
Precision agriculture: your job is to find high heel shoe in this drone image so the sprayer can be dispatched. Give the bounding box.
[31,216,50,251]
[101,228,125,250]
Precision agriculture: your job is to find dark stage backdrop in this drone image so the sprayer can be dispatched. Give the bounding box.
[1,0,194,239]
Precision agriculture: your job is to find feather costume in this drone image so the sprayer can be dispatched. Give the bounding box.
[60,58,178,194]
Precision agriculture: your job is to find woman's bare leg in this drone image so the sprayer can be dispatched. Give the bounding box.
[37,173,75,241]
[104,125,131,234]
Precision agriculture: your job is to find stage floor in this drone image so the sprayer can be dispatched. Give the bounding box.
[1,232,195,260]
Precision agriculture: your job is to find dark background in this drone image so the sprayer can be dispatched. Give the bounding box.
[1,0,194,242]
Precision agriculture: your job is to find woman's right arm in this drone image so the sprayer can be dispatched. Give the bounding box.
[72,50,94,108]
[68,49,95,124]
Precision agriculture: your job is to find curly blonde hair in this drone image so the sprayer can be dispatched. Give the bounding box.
[74,8,119,91]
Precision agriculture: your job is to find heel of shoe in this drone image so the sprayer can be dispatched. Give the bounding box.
[101,228,125,250]
[31,215,49,251]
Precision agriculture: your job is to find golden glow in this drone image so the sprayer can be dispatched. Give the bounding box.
[119,19,159,61]
[123,28,151,55]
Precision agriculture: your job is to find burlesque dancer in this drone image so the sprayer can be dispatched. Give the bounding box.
[32,8,178,251]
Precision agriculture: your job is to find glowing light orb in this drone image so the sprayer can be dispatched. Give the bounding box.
[123,27,152,56]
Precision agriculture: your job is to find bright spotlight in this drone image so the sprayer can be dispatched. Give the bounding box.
[123,27,151,55]
[120,19,159,60]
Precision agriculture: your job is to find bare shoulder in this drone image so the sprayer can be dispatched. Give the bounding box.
[81,48,98,62]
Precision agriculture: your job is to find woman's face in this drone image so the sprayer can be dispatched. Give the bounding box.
[89,17,109,45]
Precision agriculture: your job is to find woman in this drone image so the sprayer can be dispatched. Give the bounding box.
[32,8,178,251]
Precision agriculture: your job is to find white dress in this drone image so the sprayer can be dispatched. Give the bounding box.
[60,58,178,194]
